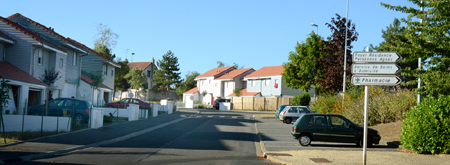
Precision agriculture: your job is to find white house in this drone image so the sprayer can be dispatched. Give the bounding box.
[182,87,199,108]
[213,68,254,99]
[193,66,234,105]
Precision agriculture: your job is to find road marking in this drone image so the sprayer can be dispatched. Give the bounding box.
[207,116,213,118]
[244,117,251,119]
[219,116,225,118]
[195,115,202,118]
[18,118,187,162]
[232,116,238,119]
[180,115,186,117]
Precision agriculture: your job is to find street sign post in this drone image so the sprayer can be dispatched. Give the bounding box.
[353,52,403,63]
[352,63,401,75]
[352,51,403,165]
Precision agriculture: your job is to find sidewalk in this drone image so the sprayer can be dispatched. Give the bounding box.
[254,115,450,165]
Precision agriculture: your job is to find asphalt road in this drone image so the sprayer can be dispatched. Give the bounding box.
[257,118,398,152]
[9,109,276,165]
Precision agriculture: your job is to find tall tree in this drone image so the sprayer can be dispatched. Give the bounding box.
[316,13,358,94]
[217,61,225,67]
[217,61,244,69]
[114,58,130,99]
[176,71,200,96]
[124,68,147,90]
[153,50,182,95]
[93,23,118,61]
[381,1,450,95]
[283,32,326,93]
[371,18,419,90]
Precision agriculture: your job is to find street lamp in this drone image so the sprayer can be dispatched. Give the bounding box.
[311,23,318,34]
[129,53,135,98]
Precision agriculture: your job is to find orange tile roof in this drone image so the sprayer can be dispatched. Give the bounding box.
[196,66,234,78]
[228,88,260,97]
[128,62,153,70]
[244,66,284,78]
[0,16,66,53]
[183,87,199,94]
[0,31,14,41]
[216,68,254,80]
[0,61,45,85]
[81,72,111,90]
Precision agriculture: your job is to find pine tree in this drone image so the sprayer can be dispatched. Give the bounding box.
[153,50,182,96]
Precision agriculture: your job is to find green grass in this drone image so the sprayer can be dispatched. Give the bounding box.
[0,131,63,145]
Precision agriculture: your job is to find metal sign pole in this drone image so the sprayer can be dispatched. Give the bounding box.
[363,85,369,165]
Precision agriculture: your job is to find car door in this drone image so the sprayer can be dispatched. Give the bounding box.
[305,115,330,141]
[47,99,65,116]
[62,99,77,117]
[327,115,359,143]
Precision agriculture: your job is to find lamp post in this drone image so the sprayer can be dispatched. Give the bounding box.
[129,53,135,98]
[311,23,318,34]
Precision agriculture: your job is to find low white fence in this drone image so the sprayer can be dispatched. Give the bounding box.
[0,114,71,132]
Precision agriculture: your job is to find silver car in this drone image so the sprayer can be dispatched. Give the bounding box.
[278,105,314,124]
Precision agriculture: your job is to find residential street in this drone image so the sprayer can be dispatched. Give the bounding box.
[1,109,275,165]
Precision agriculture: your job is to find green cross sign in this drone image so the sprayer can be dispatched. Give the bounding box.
[356,78,360,82]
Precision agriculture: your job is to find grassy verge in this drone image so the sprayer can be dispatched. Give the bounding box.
[0,131,63,145]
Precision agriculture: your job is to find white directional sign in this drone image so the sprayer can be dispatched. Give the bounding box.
[353,52,403,63]
[352,64,402,75]
[351,75,402,86]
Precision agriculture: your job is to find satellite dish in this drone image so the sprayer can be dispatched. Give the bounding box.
[80,87,90,98]
[190,95,194,101]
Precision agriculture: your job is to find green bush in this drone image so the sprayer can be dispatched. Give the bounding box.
[344,89,416,126]
[401,94,450,154]
[198,104,205,109]
[309,94,339,114]
[293,92,311,106]
[103,115,113,123]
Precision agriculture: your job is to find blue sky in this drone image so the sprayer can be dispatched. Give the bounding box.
[1,0,416,80]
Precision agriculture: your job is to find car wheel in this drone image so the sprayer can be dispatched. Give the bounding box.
[75,114,84,124]
[298,134,311,146]
[284,118,292,124]
[358,137,373,148]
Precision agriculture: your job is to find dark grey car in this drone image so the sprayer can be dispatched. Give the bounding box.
[27,98,92,124]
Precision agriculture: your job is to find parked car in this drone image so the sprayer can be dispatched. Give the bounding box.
[213,98,231,110]
[276,104,297,118]
[278,105,314,124]
[291,113,381,147]
[104,98,151,109]
[27,98,91,124]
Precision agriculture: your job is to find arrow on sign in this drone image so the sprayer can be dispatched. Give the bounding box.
[352,64,402,75]
[353,52,403,63]
[351,75,402,86]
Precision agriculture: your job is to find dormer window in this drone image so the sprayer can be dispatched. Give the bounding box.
[37,49,43,65]
[73,52,77,66]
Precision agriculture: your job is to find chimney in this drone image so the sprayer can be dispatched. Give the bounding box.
[152,57,155,64]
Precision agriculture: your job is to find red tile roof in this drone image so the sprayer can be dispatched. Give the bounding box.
[66,37,119,67]
[228,88,260,97]
[216,68,254,80]
[183,87,199,94]
[0,31,14,41]
[244,66,284,78]
[0,62,45,85]
[0,16,66,53]
[80,72,111,90]
[196,66,234,79]
[128,62,153,70]
[5,13,118,67]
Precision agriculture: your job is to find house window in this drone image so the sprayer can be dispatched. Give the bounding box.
[252,80,256,87]
[202,80,204,85]
[265,79,270,86]
[103,65,107,75]
[111,70,114,76]
[226,82,228,88]
[209,80,211,84]
[147,71,151,77]
[73,52,77,66]
[38,49,43,65]
[59,58,63,68]
[215,83,218,87]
